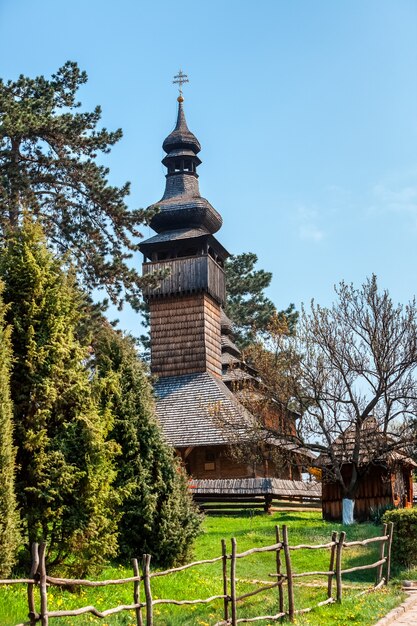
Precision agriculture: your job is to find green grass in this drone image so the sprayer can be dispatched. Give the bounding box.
[0,510,406,626]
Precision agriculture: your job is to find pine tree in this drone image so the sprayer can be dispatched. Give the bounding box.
[0,220,119,574]
[0,282,20,577]
[92,323,201,566]
[224,252,298,347]
[0,62,153,310]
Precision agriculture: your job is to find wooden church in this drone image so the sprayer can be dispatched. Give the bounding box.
[139,77,318,501]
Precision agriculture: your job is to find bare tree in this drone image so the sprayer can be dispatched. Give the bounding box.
[216,276,417,521]
[290,275,417,520]
[212,314,310,479]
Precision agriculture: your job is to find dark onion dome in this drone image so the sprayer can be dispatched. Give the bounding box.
[148,98,223,235]
[149,178,222,234]
[162,100,201,154]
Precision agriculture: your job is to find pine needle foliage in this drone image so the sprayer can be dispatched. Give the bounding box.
[92,323,202,567]
[225,252,298,347]
[0,220,119,575]
[0,282,20,577]
[0,62,153,310]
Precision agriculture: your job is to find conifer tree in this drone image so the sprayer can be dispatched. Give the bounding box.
[0,220,119,574]
[225,252,298,347]
[0,62,153,309]
[0,282,20,577]
[92,323,201,566]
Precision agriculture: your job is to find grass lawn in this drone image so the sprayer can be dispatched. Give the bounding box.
[0,510,407,626]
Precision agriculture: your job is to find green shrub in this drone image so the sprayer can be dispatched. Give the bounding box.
[382,508,417,568]
[369,503,395,525]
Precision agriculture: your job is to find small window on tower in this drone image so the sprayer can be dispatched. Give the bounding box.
[184,160,191,171]
[174,160,181,172]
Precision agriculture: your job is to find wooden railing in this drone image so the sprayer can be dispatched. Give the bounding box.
[1,522,394,626]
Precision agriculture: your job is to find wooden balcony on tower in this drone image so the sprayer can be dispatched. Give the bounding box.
[142,254,226,305]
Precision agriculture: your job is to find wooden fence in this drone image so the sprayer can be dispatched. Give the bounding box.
[1,522,394,626]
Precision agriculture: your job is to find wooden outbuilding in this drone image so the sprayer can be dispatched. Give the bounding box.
[318,417,416,521]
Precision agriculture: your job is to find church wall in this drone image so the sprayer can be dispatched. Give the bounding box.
[183,445,299,480]
[186,446,254,479]
[149,292,222,377]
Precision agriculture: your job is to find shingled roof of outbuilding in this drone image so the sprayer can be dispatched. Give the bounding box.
[154,371,254,447]
[316,416,417,468]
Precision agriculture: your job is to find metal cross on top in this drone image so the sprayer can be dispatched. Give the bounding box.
[173,70,189,97]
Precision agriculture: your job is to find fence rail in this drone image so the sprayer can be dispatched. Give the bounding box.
[2,522,394,625]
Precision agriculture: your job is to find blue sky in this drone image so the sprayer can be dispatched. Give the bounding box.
[1,0,416,334]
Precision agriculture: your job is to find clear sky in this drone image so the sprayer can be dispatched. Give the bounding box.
[1,0,416,335]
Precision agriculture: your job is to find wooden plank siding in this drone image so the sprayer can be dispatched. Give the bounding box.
[142,254,226,305]
[322,465,414,521]
[182,445,302,481]
[149,293,222,378]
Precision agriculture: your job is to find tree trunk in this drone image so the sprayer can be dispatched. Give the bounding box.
[8,139,21,229]
[342,498,355,525]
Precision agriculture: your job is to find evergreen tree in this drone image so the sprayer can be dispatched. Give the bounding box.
[0,62,153,310]
[0,220,119,574]
[225,252,298,347]
[0,282,20,577]
[92,323,201,566]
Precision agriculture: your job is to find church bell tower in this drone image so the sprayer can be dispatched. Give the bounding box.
[140,72,228,379]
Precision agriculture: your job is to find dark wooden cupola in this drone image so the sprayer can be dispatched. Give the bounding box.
[140,94,229,378]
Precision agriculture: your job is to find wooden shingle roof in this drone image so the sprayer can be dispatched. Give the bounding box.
[154,371,254,447]
[316,416,417,468]
[190,477,321,498]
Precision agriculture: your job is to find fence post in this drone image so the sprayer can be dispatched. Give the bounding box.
[282,525,294,622]
[221,539,229,624]
[230,538,237,626]
[27,542,39,626]
[376,523,388,585]
[264,494,272,513]
[132,558,143,626]
[335,531,346,603]
[38,543,48,626]
[275,525,284,614]
[327,531,338,599]
[386,522,394,584]
[142,554,153,626]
